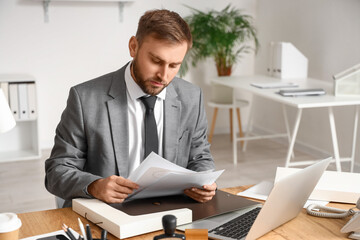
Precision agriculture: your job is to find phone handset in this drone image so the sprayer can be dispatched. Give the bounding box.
[306,198,360,239]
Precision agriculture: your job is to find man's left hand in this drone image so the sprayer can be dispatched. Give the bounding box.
[184,182,217,203]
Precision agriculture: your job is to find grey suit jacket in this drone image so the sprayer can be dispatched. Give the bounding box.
[45,63,214,207]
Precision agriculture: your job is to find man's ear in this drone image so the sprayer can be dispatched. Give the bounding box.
[129,36,138,57]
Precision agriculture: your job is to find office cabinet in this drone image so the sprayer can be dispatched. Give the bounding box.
[0,75,41,162]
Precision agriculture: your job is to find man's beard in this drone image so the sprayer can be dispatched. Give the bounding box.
[132,58,168,96]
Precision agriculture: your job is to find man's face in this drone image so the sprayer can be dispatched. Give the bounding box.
[129,35,188,96]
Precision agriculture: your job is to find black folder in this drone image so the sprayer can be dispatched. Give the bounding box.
[109,190,259,221]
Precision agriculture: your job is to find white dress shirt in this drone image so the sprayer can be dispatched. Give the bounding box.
[124,63,166,174]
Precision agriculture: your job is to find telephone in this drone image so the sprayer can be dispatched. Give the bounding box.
[306,198,360,239]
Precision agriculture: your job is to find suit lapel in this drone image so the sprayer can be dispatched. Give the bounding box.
[107,66,130,178]
[163,82,181,162]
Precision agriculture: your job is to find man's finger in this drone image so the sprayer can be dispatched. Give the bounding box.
[108,196,126,204]
[189,187,215,197]
[184,189,199,200]
[203,183,217,191]
[115,176,139,189]
[112,184,136,195]
[110,191,129,201]
[185,188,213,199]
[184,189,213,203]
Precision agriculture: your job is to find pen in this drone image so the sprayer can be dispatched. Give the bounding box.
[78,218,88,240]
[86,224,93,240]
[101,229,107,240]
[62,223,77,240]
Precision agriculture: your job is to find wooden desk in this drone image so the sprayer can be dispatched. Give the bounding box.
[19,186,353,240]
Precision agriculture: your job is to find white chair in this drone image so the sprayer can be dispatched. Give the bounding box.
[207,84,249,144]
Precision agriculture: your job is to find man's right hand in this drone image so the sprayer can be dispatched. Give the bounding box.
[88,175,139,203]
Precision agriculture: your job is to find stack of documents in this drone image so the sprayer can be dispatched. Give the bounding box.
[127,152,224,201]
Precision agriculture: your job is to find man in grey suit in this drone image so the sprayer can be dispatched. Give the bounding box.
[45,9,216,208]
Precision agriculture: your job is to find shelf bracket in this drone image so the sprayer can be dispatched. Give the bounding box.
[118,2,124,22]
[40,0,131,23]
[43,0,50,23]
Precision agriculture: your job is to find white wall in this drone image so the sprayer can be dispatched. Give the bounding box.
[0,0,256,149]
[254,0,360,160]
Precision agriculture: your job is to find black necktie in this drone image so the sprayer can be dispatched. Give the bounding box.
[140,96,158,159]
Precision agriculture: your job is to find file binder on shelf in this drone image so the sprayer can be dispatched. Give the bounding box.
[18,83,29,120]
[267,42,308,81]
[27,82,37,119]
[0,74,40,162]
[8,83,20,121]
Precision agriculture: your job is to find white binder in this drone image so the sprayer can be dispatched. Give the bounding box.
[272,42,282,77]
[73,198,192,239]
[9,83,20,120]
[18,83,29,120]
[267,41,275,76]
[268,42,308,80]
[27,83,37,119]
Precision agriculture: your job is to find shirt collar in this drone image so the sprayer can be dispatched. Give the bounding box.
[124,62,166,101]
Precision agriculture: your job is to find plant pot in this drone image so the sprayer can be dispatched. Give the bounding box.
[216,65,232,77]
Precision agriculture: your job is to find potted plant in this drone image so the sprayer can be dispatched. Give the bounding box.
[180,5,259,77]
[180,5,259,143]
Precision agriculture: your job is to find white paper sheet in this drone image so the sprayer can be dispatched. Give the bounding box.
[237,181,328,208]
[237,181,273,201]
[126,152,224,201]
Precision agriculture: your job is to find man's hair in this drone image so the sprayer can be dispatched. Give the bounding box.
[136,9,193,50]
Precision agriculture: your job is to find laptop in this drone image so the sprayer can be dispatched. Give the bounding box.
[177,158,331,240]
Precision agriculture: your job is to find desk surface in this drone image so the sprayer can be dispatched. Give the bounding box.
[18,186,352,240]
[212,75,360,108]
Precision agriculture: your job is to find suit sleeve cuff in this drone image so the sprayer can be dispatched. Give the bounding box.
[82,177,102,199]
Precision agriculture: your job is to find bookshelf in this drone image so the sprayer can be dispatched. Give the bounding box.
[0,74,41,163]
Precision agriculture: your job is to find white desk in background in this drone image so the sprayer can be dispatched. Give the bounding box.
[212,75,360,172]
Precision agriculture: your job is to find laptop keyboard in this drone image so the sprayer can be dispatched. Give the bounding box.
[209,207,261,240]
